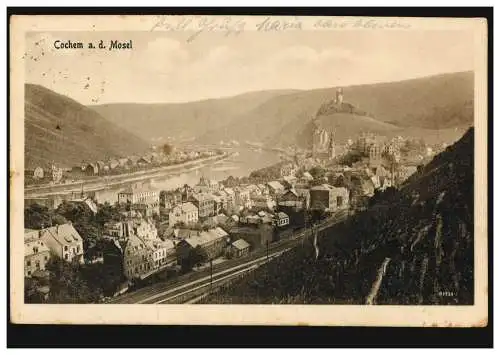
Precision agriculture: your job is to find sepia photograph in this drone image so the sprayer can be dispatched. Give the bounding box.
[9,13,489,327]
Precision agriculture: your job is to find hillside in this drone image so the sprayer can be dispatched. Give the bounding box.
[200,71,474,147]
[25,84,149,169]
[92,71,473,149]
[204,128,474,305]
[92,89,300,144]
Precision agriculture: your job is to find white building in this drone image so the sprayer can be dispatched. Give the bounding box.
[168,202,199,227]
[117,186,159,205]
[39,223,84,264]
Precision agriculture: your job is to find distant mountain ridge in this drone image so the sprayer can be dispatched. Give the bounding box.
[93,71,474,148]
[25,84,149,170]
[92,89,301,144]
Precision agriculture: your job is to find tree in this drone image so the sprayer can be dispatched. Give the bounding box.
[45,256,102,303]
[95,202,122,227]
[24,277,47,303]
[178,245,209,272]
[24,203,67,229]
[162,143,174,156]
[309,166,326,180]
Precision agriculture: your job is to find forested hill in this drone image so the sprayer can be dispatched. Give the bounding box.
[204,128,474,305]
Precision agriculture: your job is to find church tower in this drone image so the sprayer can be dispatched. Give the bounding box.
[335,87,344,105]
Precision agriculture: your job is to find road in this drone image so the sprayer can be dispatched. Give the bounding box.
[108,209,350,304]
[25,153,230,198]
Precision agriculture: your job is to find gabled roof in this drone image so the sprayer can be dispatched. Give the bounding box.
[41,223,83,246]
[232,238,250,250]
[25,239,50,257]
[138,156,151,164]
[310,184,334,191]
[183,227,229,248]
[277,212,289,219]
[108,159,120,167]
[128,156,140,164]
[282,188,299,198]
[267,181,284,190]
[172,202,198,214]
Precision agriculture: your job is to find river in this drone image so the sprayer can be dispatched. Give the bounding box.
[91,147,282,204]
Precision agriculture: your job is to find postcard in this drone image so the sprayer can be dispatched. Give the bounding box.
[10,14,488,326]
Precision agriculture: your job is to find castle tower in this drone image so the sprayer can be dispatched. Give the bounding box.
[336,88,344,105]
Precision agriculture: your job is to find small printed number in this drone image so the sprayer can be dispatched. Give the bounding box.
[437,291,457,297]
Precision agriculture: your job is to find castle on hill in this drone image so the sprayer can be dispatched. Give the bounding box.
[311,88,343,161]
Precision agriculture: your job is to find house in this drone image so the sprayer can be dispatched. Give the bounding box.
[302,171,314,182]
[176,227,230,260]
[24,229,51,277]
[230,224,274,250]
[234,187,252,210]
[70,165,85,177]
[25,196,64,210]
[267,181,285,196]
[132,203,160,218]
[205,213,231,228]
[160,190,183,209]
[257,184,269,195]
[50,165,63,183]
[282,175,297,189]
[128,156,140,167]
[222,187,236,211]
[190,193,215,218]
[69,196,98,214]
[168,202,199,227]
[240,214,262,225]
[230,239,251,258]
[195,176,219,193]
[104,221,128,241]
[33,167,44,179]
[274,212,290,227]
[96,161,106,173]
[146,239,176,268]
[117,187,160,206]
[131,218,158,240]
[278,188,307,210]
[251,194,276,211]
[84,163,99,176]
[246,184,261,197]
[211,193,225,214]
[123,234,155,280]
[310,184,350,212]
[118,158,130,168]
[108,159,120,170]
[137,156,151,166]
[280,162,297,177]
[370,175,381,190]
[39,223,84,264]
[396,165,418,184]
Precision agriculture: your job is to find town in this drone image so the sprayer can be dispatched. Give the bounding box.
[24,88,448,303]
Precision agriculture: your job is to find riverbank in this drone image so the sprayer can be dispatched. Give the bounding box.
[25,152,232,198]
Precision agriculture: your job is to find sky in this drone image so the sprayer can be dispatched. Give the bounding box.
[24,29,475,105]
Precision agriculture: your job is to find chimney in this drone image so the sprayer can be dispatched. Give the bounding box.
[56,224,59,234]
